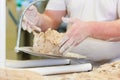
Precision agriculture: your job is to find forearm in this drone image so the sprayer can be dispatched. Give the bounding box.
[38,14,57,31]
[36,10,66,32]
[89,19,120,41]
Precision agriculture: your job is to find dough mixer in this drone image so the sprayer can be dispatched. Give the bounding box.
[12,0,93,75]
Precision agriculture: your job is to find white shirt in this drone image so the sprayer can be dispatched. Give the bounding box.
[46,0,120,61]
[46,0,120,21]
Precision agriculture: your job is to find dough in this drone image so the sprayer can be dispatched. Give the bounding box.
[33,28,64,54]
[1,61,120,80]
[0,68,44,80]
[61,60,120,80]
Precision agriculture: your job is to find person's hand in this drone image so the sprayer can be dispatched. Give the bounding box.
[22,5,41,33]
[59,17,92,53]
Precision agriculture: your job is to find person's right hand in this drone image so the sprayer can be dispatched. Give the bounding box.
[59,17,92,54]
[22,5,41,33]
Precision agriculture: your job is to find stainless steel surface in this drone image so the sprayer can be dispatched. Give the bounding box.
[27,63,92,75]
[6,57,93,75]
[6,59,70,68]
[16,47,86,59]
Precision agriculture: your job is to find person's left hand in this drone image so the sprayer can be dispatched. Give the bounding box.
[22,5,41,33]
[59,17,92,54]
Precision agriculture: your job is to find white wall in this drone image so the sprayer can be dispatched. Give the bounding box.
[0,0,6,67]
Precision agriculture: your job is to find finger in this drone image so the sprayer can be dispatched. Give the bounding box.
[59,35,69,48]
[26,21,33,33]
[59,28,74,48]
[74,35,88,46]
[22,21,27,30]
[27,27,33,33]
[27,21,41,33]
[23,16,27,22]
[22,16,28,30]
[62,41,76,55]
[28,21,41,32]
[59,37,75,54]
[32,25,41,33]
[60,34,85,54]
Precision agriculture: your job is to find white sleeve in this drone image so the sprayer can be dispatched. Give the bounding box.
[46,0,66,10]
[118,0,120,18]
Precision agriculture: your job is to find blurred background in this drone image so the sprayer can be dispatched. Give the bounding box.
[6,0,48,60]
[6,0,66,60]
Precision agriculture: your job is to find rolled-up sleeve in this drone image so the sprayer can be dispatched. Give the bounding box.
[46,0,66,10]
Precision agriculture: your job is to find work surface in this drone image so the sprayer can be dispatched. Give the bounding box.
[45,60,120,80]
[1,60,120,80]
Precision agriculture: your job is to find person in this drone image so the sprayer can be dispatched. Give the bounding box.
[22,0,120,61]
